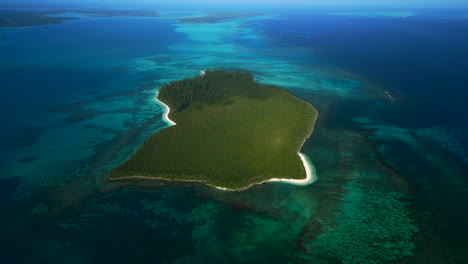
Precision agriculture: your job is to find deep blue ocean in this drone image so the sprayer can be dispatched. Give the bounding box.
[0,7,467,263]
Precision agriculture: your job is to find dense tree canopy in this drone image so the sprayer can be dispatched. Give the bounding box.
[158,70,272,112]
[109,70,317,190]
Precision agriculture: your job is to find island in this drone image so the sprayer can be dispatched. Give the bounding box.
[70,8,159,18]
[0,10,74,28]
[179,12,260,23]
[109,70,318,191]
[0,8,158,29]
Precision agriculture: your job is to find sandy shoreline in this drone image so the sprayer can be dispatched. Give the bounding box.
[141,89,318,191]
[155,91,176,126]
[267,152,317,185]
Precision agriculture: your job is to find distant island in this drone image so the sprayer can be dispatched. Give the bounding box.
[0,9,254,29]
[0,10,74,28]
[70,8,159,18]
[179,12,260,23]
[109,70,318,191]
[0,9,158,29]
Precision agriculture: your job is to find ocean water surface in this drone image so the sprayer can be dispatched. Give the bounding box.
[0,7,467,263]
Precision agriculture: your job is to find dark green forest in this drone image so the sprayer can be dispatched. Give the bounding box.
[110,70,317,190]
[158,70,273,113]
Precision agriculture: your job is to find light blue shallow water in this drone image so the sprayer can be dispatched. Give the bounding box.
[1,8,467,263]
[0,12,361,196]
[0,16,185,195]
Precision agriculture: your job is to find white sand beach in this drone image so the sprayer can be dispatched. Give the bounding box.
[267,152,317,186]
[155,91,176,126]
[155,89,317,190]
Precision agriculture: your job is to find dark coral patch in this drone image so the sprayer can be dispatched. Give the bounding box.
[17,156,37,163]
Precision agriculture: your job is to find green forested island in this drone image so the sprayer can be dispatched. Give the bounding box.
[109,70,317,190]
[0,9,158,29]
[0,10,74,28]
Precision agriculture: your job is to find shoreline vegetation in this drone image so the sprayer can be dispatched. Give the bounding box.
[109,70,318,191]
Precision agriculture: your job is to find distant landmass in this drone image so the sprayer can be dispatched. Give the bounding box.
[109,70,318,190]
[0,10,74,28]
[0,9,159,29]
[71,8,159,18]
[179,12,260,23]
[0,9,256,29]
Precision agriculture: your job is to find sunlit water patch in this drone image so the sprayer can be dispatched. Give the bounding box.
[328,11,418,18]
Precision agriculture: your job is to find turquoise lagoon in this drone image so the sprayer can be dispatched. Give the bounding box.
[0,8,467,263]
